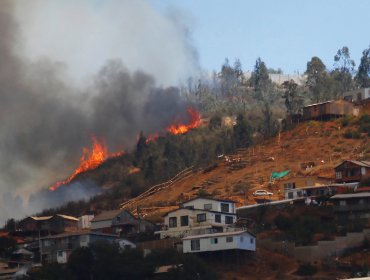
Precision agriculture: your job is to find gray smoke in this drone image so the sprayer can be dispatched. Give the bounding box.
[0,1,199,225]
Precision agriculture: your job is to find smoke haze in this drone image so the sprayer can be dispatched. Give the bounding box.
[0,1,199,225]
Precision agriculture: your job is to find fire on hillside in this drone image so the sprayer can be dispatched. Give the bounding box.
[49,107,202,191]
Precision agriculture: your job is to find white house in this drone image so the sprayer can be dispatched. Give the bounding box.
[156,197,237,239]
[182,230,256,253]
[78,215,94,229]
[343,88,370,103]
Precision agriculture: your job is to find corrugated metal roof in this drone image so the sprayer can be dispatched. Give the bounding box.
[40,229,118,240]
[55,214,79,221]
[335,160,370,169]
[182,230,254,240]
[330,192,370,199]
[29,216,52,221]
[91,209,127,222]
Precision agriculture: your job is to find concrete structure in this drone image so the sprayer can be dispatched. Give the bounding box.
[182,230,255,253]
[78,215,94,229]
[343,88,370,103]
[91,209,155,236]
[335,160,370,183]
[302,100,358,120]
[40,230,118,264]
[157,197,237,239]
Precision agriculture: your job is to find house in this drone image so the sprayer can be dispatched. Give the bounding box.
[302,99,358,120]
[18,214,78,235]
[278,176,333,192]
[284,185,336,200]
[156,197,237,239]
[343,88,370,103]
[330,192,370,221]
[182,230,255,253]
[334,160,370,183]
[90,209,155,236]
[40,230,118,264]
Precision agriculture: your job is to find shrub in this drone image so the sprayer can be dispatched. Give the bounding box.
[296,263,317,276]
[340,115,353,127]
[274,214,292,231]
[343,129,361,139]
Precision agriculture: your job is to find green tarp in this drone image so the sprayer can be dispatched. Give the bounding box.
[270,170,290,181]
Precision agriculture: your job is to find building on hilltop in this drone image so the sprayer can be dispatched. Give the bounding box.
[343,88,370,104]
[18,214,78,235]
[330,192,370,222]
[302,99,359,121]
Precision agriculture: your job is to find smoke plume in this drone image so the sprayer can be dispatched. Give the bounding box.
[0,1,199,225]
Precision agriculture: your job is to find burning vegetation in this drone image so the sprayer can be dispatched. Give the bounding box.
[49,107,201,191]
[49,136,125,191]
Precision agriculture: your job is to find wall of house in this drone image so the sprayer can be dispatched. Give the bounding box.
[183,233,255,253]
[278,177,332,191]
[91,220,112,230]
[182,198,235,214]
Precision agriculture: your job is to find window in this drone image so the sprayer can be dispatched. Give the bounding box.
[297,191,302,197]
[336,172,342,179]
[215,214,221,223]
[57,251,63,257]
[225,216,233,224]
[250,238,254,244]
[210,238,218,244]
[204,203,212,210]
[180,216,189,226]
[116,216,121,222]
[288,192,293,199]
[240,236,244,242]
[226,236,233,243]
[169,217,177,228]
[197,213,206,222]
[191,239,200,251]
[221,203,230,213]
[339,200,347,206]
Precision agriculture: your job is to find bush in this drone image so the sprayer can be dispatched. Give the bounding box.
[340,115,353,127]
[343,129,361,139]
[296,263,317,276]
[274,214,292,231]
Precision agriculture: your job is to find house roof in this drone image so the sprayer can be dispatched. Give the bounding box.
[335,160,370,169]
[303,100,334,108]
[91,209,132,222]
[54,214,79,221]
[29,216,52,221]
[162,207,237,217]
[182,230,255,240]
[182,197,236,205]
[40,229,118,240]
[330,192,370,200]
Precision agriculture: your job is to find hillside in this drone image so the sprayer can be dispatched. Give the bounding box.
[120,114,370,220]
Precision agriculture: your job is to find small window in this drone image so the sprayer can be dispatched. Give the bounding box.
[57,251,63,257]
[336,172,342,179]
[169,217,177,228]
[180,216,189,226]
[116,216,121,222]
[210,238,218,244]
[288,192,293,199]
[225,216,233,224]
[240,236,244,242]
[297,191,302,197]
[221,203,230,212]
[215,214,221,223]
[191,239,200,251]
[250,238,254,244]
[204,203,212,210]
[226,236,233,243]
[197,213,206,222]
[339,200,346,206]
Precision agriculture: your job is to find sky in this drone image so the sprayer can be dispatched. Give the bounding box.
[149,0,370,74]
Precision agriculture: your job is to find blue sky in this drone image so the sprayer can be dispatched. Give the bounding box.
[149,0,370,74]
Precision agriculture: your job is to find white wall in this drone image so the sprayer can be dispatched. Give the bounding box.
[56,251,67,264]
[182,198,235,213]
[183,232,255,253]
[78,215,94,229]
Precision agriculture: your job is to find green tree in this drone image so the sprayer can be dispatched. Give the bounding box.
[233,114,252,148]
[331,46,355,94]
[355,45,370,88]
[250,57,271,100]
[305,56,328,102]
[282,80,303,123]
[261,102,277,138]
[67,247,94,280]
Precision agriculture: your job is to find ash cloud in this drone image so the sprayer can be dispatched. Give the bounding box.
[0,1,199,225]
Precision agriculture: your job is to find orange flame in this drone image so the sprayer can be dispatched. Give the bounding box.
[167,107,201,135]
[49,136,124,191]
